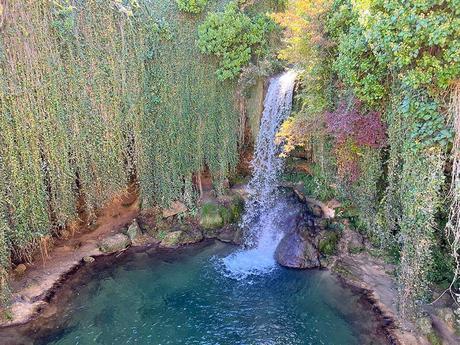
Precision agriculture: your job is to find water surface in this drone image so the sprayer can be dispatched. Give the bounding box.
[13,241,391,345]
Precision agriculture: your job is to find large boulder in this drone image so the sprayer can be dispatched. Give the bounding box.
[275,231,320,268]
[137,209,159,235]
[179,228,204,245]
[99,233,131,253]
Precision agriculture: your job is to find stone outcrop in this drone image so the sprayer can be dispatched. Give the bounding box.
[99,233,131,253]
[275,231,320,268]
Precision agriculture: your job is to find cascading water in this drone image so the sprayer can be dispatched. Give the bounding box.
[222,70,297,279]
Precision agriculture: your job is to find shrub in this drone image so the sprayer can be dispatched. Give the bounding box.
[197,2,276,80]
[176,0,208,14]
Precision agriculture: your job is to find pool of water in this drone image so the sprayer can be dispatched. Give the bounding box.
[6,241,391,345]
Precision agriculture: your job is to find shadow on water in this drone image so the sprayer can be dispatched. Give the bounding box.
[0,240,394,345]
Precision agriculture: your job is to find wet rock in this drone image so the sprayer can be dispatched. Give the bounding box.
[14,264,27,275]
[162,201,187,218]
[125,219,141,241]
[99,233,131,253]
[83,256,95,263]
[216,224,240,243]
[275,231,320,269]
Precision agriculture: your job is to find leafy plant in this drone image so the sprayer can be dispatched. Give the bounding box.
[176,0,208,14]
[198,2,277,80]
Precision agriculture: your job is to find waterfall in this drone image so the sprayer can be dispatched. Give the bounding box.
[222,70,297,279]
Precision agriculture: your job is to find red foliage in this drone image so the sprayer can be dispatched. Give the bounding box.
[325,98,386,149]
[325,98,387,182]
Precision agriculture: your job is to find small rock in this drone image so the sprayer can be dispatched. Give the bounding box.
[14,264,27,275]
[125,219,141,241]
[83,256,95,263]
[162,201,187,218]
[99,233,131,253]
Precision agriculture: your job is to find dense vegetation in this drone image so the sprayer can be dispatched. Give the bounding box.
[274,0,459,320]
[1,0,459,328]
[0,0,277,306]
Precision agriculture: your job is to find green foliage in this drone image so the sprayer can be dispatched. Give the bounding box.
[198,2,277,80]
[327,1,387,107]
[367,0,460,92]
[277,0,458,320]
[176,0,208,14]
[0,0,248,305]
[200,203,225,229]
[319,231,340,256]
[398,148,444,317]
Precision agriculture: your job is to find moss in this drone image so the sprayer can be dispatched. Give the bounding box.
[1,309,13,322]
[199,200,244,230]
[426,332,442,345]
[319,231,340,256]
[219,206,233,225]
[229,197,245,222]
[199,203,224,230]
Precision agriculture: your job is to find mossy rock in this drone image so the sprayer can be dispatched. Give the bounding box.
[219,206,233,225]
[319,231,340,256]
[160,229,203,248]
[99,234,131,253]
[160,231,182,248]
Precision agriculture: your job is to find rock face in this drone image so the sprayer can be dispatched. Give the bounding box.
[275,231,320,268]
[215,224,243,244]
[273,188,336,269]
[99,233,131,253]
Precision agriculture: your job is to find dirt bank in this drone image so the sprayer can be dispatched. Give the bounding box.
[1,194,140,327]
